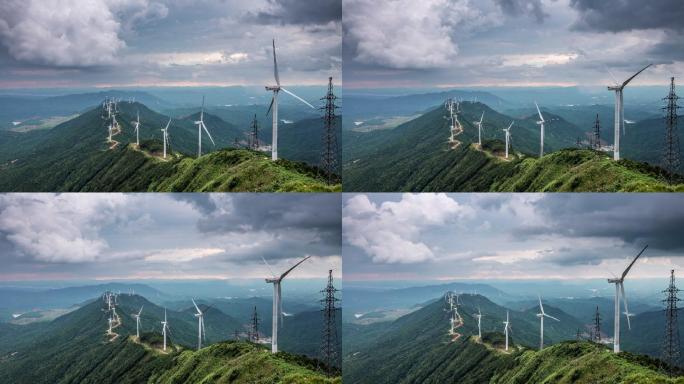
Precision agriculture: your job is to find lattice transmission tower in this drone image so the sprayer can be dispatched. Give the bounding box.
[320,77,339,185]
[662,269,681,376]
[663,77,680,184]
[320,269,340,376]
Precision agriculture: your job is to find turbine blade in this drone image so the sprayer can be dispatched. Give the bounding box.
[538,295,544,314]
[272,39,280,87]
[545,314,560,322]
[201,95,205,122]
[192,298,202,314]
[621,283,631,330]
[535,102,544,122]
[165,118,171,130]
[621,245,648,280]
[260,256,276,278]
[479,111,484,124]
[621,64,652,88]
[266,96,274,116]
[201,122,215,146]
[281,88,315,109]
[279,255,312,280]
[138,305,143,316]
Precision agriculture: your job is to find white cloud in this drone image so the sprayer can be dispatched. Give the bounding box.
[142,247,225,262]
[343,193,473,264]
[0,0,167,67]
[0,194,128,262]
[344,0,499,69]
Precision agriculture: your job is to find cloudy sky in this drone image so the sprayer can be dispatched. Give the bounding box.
[343,0,684,88]
[343,193,684,281]
[0,0,341,88]
[0,193,341,281]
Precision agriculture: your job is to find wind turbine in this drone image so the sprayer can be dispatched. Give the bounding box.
[535,102,545,157]
[132,111,140,146]
[536,296,559,349]
[192,299,206,350]
[194,96,215,158]
[262,255,311,353]
[503,122,513,159]
[503,311,511,351]
[607,64,651,160]
[132,306,143,339]
[161,118,171,159]
[265,39,315,161]
[474,111,484,147]
[474,307,482,339]
[608,245,648,353]
[161,308,169,351]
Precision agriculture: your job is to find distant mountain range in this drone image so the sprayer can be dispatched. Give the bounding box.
[343,293,683,383]
[0,293,340,383]
[0,101,339,192]
[343,101,683,192]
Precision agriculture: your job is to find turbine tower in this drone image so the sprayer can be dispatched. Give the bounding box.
[161,308,169,351]
[607,64,652,160]
[266,39,315,161]
[192,299,206,350]
[608,245,648,353]
[133,305,143,339]
[161,118,171,159]
[535,102,545,157]
[503,122,513,159]
[474,111,484,147]
[537,295,560,349]
[132,111,141,146]
[194,96,215,158]
[503,310,511,351]
[474,307,482,339]
[262,255,311,353]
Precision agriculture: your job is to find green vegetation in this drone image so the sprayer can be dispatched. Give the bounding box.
[0,295,340,383]
[343,295,684,384]
[492,342,684,384]
[343,102,683,192]
[0,103,339,192]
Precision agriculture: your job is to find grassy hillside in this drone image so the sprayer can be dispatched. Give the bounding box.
[492,341,683,384]
[0,102,339,192]
[343,102,682,192]
[343,294,684,384]
[0,295,339,383]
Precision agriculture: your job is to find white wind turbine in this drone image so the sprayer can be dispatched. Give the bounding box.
[133,306,143,339]
[503,311,511,351]
[192,299,206,350]
[474,307,482,339]
[607,64,651,160]
[132,111,141,146]
[608,245,648,353]
[161,308,169,351]
[161,118,171,159]
[474,111,484,147]
[262,255,311,353]
[503,122,513,159]
[265,39,315,161]
[535,102,545,157]
[194,96,215,158]
[536,295,559,349]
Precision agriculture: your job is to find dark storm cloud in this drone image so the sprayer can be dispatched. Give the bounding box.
[251,0,342,25]
[198,194,341,245]
[494,0,548,23]
[515,195,684,252]
[569,0,684,32]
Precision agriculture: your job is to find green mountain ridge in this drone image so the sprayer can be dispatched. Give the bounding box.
[0,294,339,383]
[0,103,338,192]
[343,294,683,383]
[343,102,683,191]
